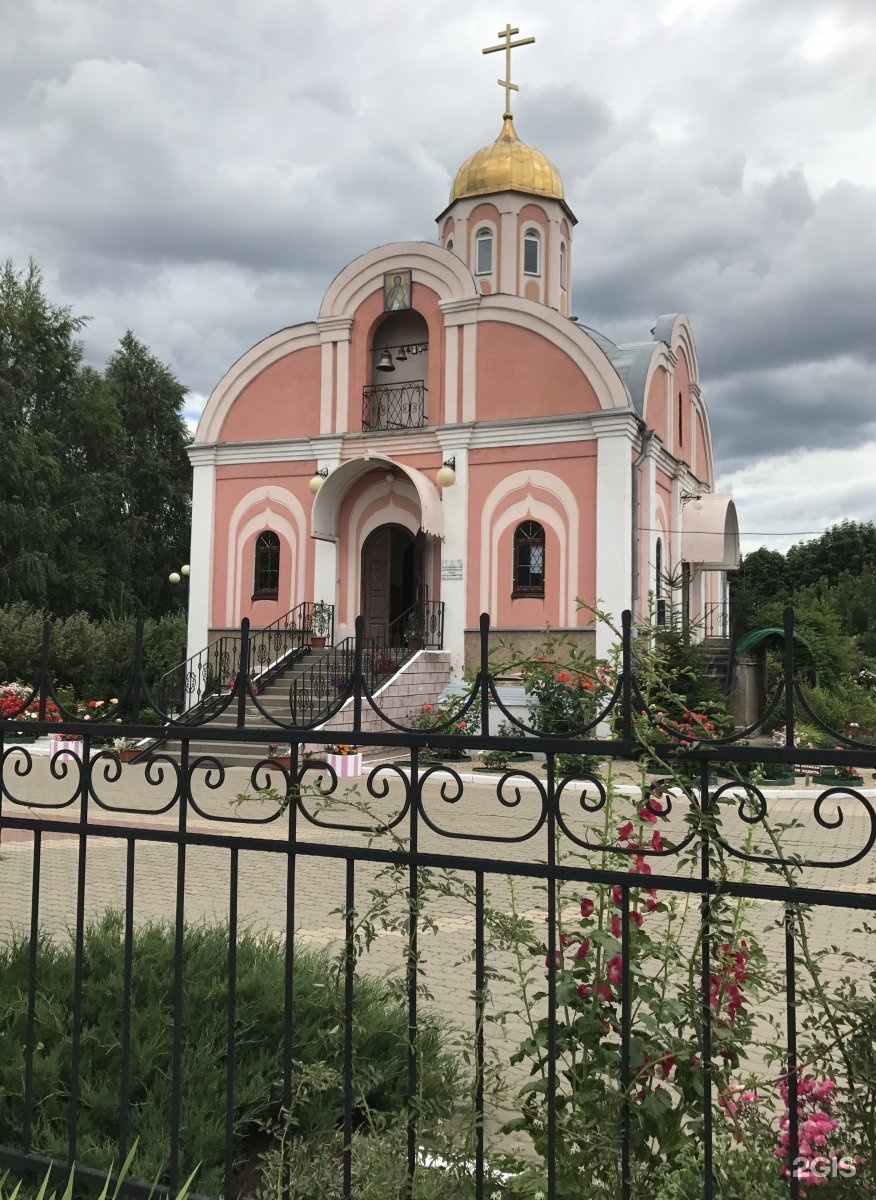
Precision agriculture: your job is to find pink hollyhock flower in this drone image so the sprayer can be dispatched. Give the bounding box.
[611,885,623,906]
[575,939,590,960]
[618,821,634,842]
[580,897,595,918]
[651,829,663,852]
[607,955,623,985]
[611,914,621,938]
[637,806,658,824]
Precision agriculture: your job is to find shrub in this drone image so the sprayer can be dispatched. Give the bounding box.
[0,912,463,1195]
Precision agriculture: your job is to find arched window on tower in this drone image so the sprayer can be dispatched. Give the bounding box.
[253,530,280,600]
[513,521,546,597]
[446,238,454,254]
[475,228,493,275]
[560,241,567,289]
[523,228,541,276]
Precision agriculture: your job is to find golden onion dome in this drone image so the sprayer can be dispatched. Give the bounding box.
[450,116,564,203]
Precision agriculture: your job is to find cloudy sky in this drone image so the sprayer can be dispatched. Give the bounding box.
[2,0,874,554]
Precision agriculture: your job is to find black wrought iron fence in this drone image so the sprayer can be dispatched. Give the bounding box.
[0,609,874,1199]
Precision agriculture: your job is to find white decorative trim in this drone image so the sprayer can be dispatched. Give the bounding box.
[320,341,333,434]
[188,411,640,466]
[595,434,632,657]
[444,326,459,426]
[195,324,320,444]
[316,315,354,341]
[479,471,579,625]
[187,462,215,660]
[461,322,477,422]
[319,242,477,319]
[223,487,307,626]
[491,497,570,624]
[344,481,421,631]
[311,455,444,541]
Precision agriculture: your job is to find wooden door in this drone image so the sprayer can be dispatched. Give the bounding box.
[361,528,391,639]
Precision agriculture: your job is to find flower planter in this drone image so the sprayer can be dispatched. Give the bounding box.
[325,752,363,777]
[5,732,38,745]
[406,638,423,652]
[117,748,140,763]
[310,636,327,650]
[758,766,796,787]
[814,767,864,787]
[267,756,293,772]
[51,735,83,762]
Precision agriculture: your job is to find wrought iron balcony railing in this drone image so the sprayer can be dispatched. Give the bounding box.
[362,380,427,431]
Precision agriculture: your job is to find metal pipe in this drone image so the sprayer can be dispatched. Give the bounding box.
[630,424,655,628]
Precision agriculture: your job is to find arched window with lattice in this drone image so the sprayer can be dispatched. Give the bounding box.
[253,530,280,599]
[513,521,546,597]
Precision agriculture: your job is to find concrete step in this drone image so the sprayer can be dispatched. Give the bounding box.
[141,645,356,765]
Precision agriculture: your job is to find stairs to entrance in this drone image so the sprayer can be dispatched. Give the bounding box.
[701,637,733,694]
[153,648,336,770]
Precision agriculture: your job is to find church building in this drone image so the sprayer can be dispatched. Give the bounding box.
[187,28,739,678]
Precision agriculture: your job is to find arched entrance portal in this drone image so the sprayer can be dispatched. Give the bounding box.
[361,524,425,640]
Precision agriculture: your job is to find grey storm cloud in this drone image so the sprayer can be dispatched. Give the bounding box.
[2,0,875,545]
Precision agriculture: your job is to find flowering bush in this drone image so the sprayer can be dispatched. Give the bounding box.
[325,743,360,756]
[407,699,480,762]
[72,697,118,721]
[0,681,61,723]
[408,700,479,738]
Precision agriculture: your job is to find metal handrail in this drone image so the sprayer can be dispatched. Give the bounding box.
[362,380,427,431]
[289,602,443,725]
[157,601,332,718]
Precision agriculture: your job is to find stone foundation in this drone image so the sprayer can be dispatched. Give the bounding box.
[318,650,453,735]
[463,627,596,674]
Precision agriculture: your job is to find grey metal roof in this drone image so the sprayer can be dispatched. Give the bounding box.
[578,313,683,417]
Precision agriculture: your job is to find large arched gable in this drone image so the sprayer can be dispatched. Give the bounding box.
[475,294,632,412]
[195,324,320,445]
[319,241,478,319]
[652,313,700,385]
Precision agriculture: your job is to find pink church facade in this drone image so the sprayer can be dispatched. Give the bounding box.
[188,113,738,675]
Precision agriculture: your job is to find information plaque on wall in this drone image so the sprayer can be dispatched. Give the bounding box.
[441,559,463,580]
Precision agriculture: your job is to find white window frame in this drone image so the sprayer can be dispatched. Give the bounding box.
[523,228,541,276]
[475,228,493,276]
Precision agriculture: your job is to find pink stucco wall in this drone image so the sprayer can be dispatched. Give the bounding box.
[466,445,597,627]
[475,323,601,421]
[346,283,446,431]
[644,367,668,445]
[218,346,321,442]
[674,349,691,466]
[212,464,316,627]
[694,409,710,484]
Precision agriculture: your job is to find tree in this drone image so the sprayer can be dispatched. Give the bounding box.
[785,521,876,591]
[0,259,83,604]
[0,261,192,620]
[729,547,788,630]
[103,332,192,617]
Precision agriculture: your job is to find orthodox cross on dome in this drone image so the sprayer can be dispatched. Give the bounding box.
[482,23,535,120]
